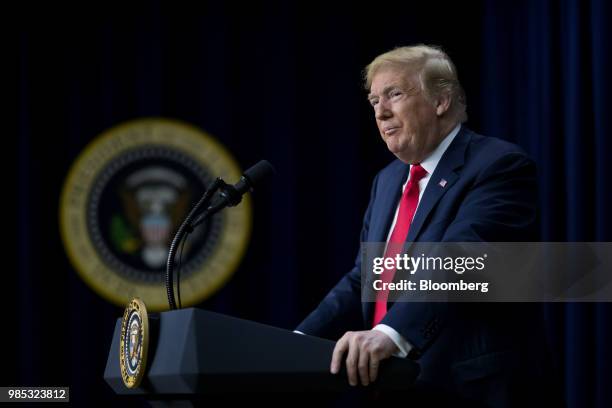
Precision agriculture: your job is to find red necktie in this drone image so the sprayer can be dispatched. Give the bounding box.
[372,164,428,327]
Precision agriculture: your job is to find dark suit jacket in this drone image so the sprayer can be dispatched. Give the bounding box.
[297,127,560,407]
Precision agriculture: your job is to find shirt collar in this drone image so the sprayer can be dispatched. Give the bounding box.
[416,123,461,176]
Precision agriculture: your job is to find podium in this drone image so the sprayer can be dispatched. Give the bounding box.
[104,308,419,400]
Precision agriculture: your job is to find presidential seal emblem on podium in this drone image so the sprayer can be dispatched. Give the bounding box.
[120,297,149,388]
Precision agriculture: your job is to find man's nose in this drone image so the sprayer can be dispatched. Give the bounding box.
[375,100,392,120]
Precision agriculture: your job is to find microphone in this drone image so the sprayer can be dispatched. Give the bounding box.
[166,160,275,310]
[190,160,275,229]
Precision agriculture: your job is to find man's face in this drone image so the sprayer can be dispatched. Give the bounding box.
[368,65,445,164]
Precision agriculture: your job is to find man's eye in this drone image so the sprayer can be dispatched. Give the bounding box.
[370,100,379,107]
[390,90,402,98]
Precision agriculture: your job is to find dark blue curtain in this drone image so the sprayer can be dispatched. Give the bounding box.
[15,1,611,406]
[481,1,611,406]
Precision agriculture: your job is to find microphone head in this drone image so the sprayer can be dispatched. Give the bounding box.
[243,160,275,187]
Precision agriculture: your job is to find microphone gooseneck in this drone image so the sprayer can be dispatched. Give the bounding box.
[165,160,275,310]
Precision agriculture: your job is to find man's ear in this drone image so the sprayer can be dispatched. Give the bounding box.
[435,92,452,116]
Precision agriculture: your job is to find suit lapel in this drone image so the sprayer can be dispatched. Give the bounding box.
[369,162,409,242]
[363,162,407,327]
[406,127,470,242]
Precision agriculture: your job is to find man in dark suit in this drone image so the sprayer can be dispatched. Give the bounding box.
[296,45,557,407]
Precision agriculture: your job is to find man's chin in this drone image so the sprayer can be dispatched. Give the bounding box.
[387,146,419,164]
[385,139,402,154]
[384,141,406,158]
[393,155,414,164]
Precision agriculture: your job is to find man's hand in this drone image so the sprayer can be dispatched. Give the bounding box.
[330,330,398,386]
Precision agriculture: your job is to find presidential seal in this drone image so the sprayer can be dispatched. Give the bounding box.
[60,118,251,310]
[120,297,149,388]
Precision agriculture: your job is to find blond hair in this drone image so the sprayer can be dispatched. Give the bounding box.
[364,45,467,122]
